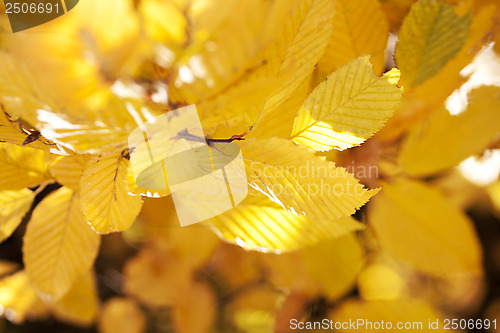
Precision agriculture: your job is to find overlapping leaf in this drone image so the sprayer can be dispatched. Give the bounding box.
[0,189,35,242]
[291,56,401,151]
[52,271,98,326]
[207,189,364,252]
[0,108,54,151]
[369,179,482,275]
[80,154,144,234]
[318,0,388,75]
[0,143,52,190]
[239,137,377,221]
[0,270,47,323]
[395,0,472,88]
[23,187,101,301]
[167,0,296,104]
[400,86,500,176]
[199,0,333,131]
[48,155,91,191]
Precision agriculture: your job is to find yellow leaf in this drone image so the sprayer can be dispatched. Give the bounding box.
[207,189,364,252]
[302,234,365,299]
[80,154,144,233]
[32,98,157,155]
[250,75,313,139]
[250,0,333,126]
[0,189,34,243]
[264,234,364,299]
[378,0,417,32]
[52,271,98,326]
[0,271,48,324]
[400,86,500,176]
[0,52,49,120]
[167,0,295,104]
[23,187,101,301]
[198,0,333,132]
[377,4,495,141]
[395,0,472,88]
[318,0,389,75]
[98,298,146,333]
[240,138,377,221]
[0,108,54,151]
[0,143,52,190]
[48,155,91,191]
[368,179,483,275]
[139,0,186,44]
[331,299,449,332]
[291,57,401,151]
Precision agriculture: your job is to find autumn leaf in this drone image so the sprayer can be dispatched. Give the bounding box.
[369,179,482,275]
[240,137,378,221]
[318,0,389,75]
[395,0,472,88]
[80,154,144,234]
[0,143,52,190]
[291,56,401,151]
[400,86,500,176]
[23,187,101,301]
[0,189,35,242]
[207,189,364,252]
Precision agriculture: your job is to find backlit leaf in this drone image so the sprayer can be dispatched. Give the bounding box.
[240,137,377,221]
[207,189,364,252]
[291,56,401,151]
[264,234,364,299]
[199,0,333,132]
[23,187,101,301]
[48,155,91,191]
[0,189,34,243]
[0,143,52,190]
[369,178,482,275]
[395,0,472,88]
[400,86,500,176]
[80,154,144,234]
[0,107,54,151]
[0,271,48,324]
[52,271,98,326]
[318,0,388,75]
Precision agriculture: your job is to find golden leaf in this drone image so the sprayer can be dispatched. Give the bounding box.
[23,187,101,301]
[368,179,482,275]
[318,0,389,75]
[0,271,48,324]
[80,154,144,234]
[395,0,472,88]
[264,234,364,299]
[291,57,401,151]
[48,155,91,191]
[0,143,52,190]
[207,189,364,252]
[52,271,98,326]
[0,189,34,243]
[240,138,377,221]
[400,86,500,176]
